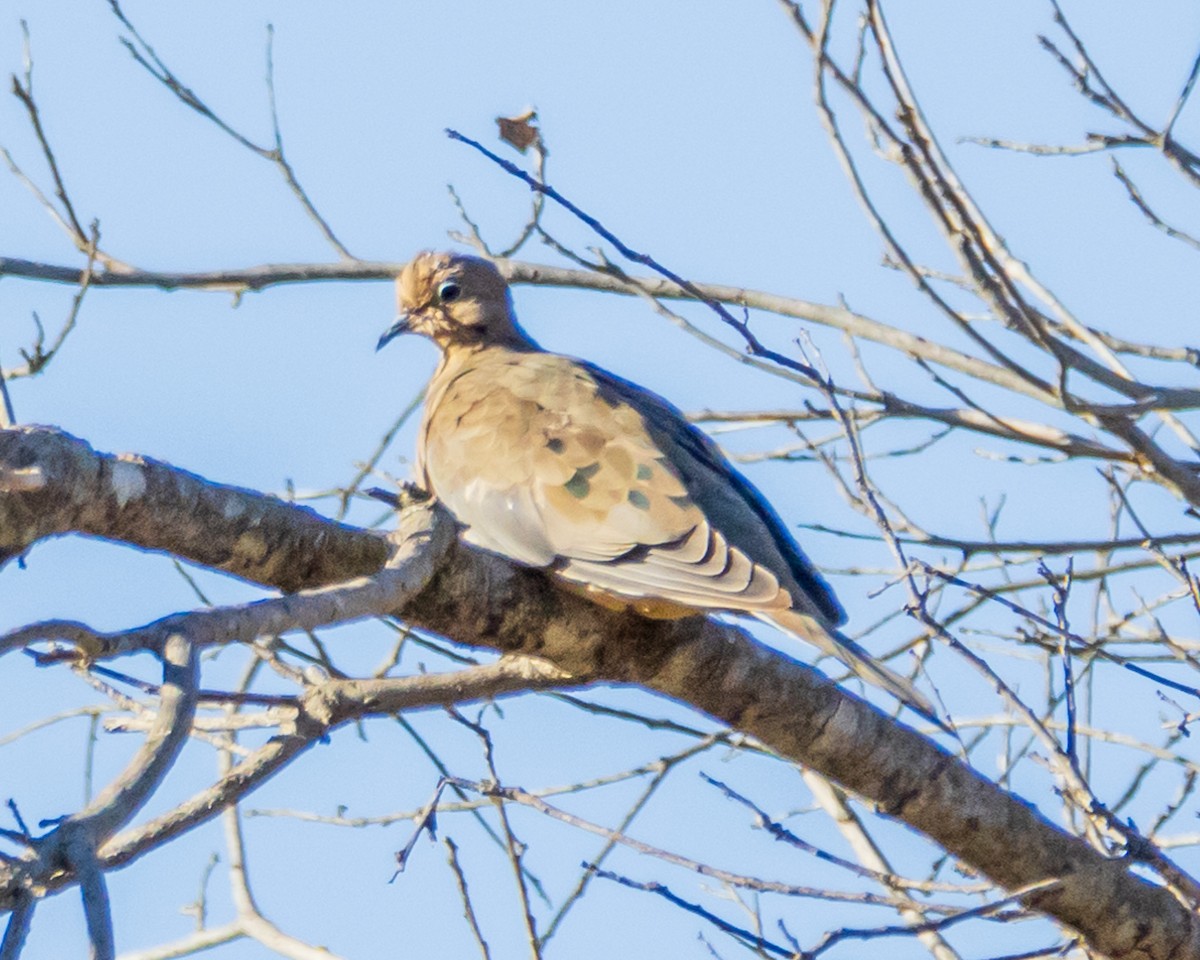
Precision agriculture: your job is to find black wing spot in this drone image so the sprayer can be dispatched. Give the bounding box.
[564,463,601,499]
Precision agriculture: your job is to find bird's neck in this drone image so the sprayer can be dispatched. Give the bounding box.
[435,324,539,355]
[433,336,533,381]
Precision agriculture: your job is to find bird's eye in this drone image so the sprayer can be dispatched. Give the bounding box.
[437,281,461,303]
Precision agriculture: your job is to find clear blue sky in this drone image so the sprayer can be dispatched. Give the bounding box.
[2,2,1199,957]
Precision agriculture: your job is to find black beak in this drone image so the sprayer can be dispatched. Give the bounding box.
[376,313,410,351]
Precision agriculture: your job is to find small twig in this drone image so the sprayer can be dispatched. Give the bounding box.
[1165,44,1200,142]
[10,42,84,241]
[425,776,960,911]
[263,25,355,259]
[390,714,551,905]
[393,779,448,874]
[180,852,220,932]
[798,881,1054,959]
[700,773,978,894]
[449,709,543,958]
[586,865,792,958]
[336,388,425,520]
[0,366,15,428]
[1040,559,1079,766]
[445,837,492,960]
[106,1,354,258]
[5,802,30,842]
[446,127,824,384]
[1111,159,1200,252]
[539,741,714,946]
[5,26,127,271]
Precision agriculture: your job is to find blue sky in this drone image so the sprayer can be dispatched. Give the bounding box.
[2,2,1200,957]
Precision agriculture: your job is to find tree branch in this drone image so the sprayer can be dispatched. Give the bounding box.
[0,428,1195,958]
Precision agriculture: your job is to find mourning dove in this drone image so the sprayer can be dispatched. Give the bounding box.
[378,251,936,722]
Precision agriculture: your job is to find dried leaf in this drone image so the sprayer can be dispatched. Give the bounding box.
[496,110,540,153]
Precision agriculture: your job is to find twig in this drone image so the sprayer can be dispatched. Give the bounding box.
[539,740,714,946]
[445,127,825,384]
[423,777,961,911]
[0,366,15,428]
[450,710,543,958]
[5,24,127,270]
[445,837,492,960]
[1111,158,1200,252]
[1040,559,1079,765]
[106,1,354,259]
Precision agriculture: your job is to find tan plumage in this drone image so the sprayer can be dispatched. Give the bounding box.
[379,251,936,722]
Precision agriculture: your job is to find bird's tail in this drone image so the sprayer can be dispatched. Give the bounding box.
[758,609,943,728]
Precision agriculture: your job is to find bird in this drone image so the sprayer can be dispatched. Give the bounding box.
[377,250,937,723]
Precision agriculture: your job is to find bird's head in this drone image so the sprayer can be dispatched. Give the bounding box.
[378,251,528,352]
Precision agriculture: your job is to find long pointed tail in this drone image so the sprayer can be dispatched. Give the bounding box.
[758,609,943,728]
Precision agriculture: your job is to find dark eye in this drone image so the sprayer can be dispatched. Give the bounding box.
[437,281,461,303]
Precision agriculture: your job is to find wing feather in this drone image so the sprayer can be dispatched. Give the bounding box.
[421,348,835,620]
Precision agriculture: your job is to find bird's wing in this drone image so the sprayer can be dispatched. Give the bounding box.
[420,350,833,617]
[592,364,844,625]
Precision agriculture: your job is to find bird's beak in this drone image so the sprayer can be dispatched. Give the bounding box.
[376,312,410,351]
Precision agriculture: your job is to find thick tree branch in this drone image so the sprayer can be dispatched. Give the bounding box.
[0,428,1196,959]
[0,426,388,588]
[2,496,455,661]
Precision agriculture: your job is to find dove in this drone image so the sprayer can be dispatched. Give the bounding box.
[377,251,937,723]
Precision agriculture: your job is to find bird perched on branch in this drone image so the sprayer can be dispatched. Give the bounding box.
[378,251,936,723]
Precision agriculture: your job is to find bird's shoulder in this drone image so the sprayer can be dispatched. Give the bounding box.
[419,346,697,565]
[425,347,654,453]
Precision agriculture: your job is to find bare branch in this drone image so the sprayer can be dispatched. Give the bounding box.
[1111,158,1200,252]
[445,838,492,960]
[106,1,355,259]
